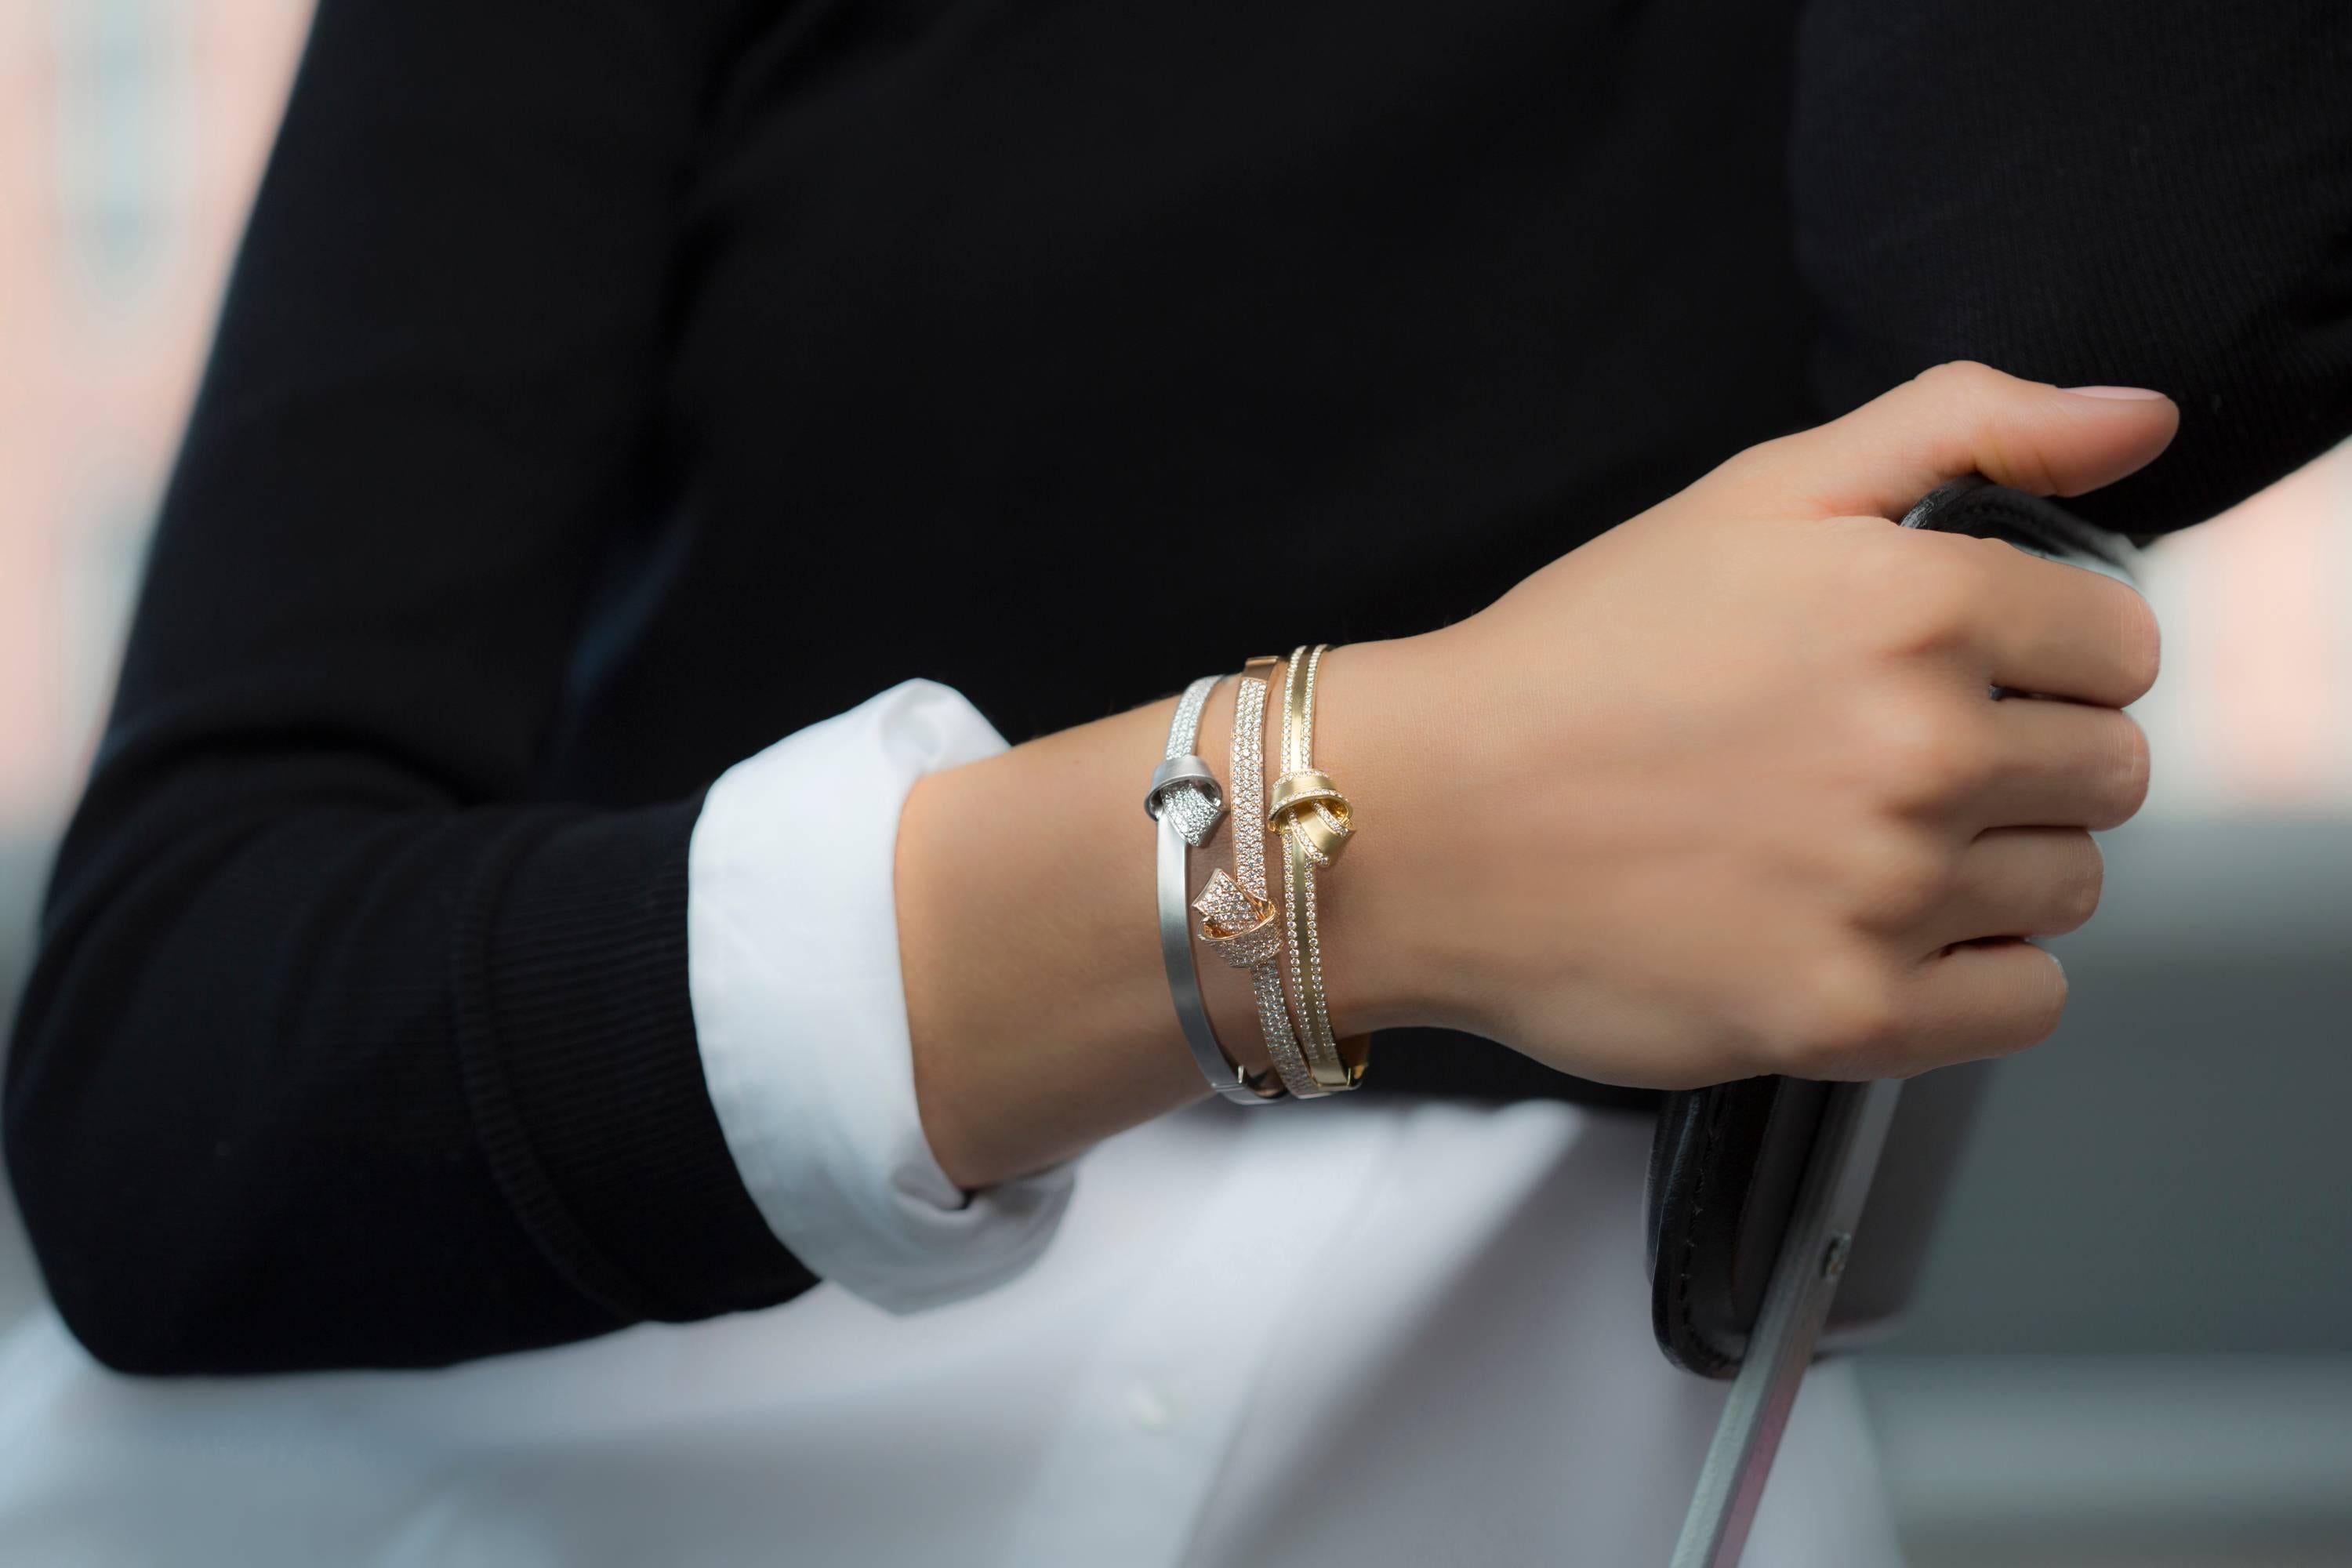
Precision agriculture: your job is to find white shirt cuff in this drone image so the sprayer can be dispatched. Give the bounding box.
[687,679,1075,1314]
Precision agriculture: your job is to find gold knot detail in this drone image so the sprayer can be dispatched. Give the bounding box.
[1267,768,1353,868]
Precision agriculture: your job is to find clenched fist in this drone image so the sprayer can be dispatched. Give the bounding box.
[1316,363,2174,1088]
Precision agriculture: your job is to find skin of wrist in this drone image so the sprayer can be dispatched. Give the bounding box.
[898,696,1211,1189]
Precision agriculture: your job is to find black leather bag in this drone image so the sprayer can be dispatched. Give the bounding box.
[1645,477,2136,1377]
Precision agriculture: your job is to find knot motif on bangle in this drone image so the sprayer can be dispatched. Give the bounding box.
[1154,673,1284,1104]
[1267,768,1352,869]
[1145,754,1225,848]
[1192,868,1283,967]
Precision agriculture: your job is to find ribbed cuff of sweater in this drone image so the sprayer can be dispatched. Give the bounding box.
[456,798,817,1326]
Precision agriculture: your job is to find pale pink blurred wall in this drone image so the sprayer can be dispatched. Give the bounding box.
[0,1,309,832]
[0,0,2343,839]
[2141,445,2352,812]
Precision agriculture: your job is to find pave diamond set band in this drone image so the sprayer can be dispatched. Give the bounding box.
[1200,659,1316,1098]
[1149,674,1285,1104]
[1146,648,1368,1104]
[1271,644,1370,1092]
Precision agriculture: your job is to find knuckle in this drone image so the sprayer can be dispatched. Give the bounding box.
[1828,527,1912,601]
[1868,699,1992,811]
[2016,953,2071,1047]
[1712,434,1786,486]
[1980,946,2070,1058]
[1780,953,1903,1076]
[2115,589,2163,699]
[2049,833,2106,932]
[1904,363,2067,495]
[1848,833,1947,931]
[1860,539,1987,657]
[1914,359,1999,398]
[1981,430,2065,497]
[2070,709,2154,829]
[2108,713,2153,823]
[1960,531,2027,578]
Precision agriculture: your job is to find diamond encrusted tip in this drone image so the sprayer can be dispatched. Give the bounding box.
[1192,868,1258,929]
[1193,869,1282,967]
[1157,676,1226,848]
[1162,785,1221,848]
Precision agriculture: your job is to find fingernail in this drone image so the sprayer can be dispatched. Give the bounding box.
[2060,384,2168,400]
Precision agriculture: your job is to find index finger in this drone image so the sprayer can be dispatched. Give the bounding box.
[1730,362,2180,522]
[1962,537,2161,707]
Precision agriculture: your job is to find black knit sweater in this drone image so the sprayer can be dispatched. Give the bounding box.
[9,0,2349,1374]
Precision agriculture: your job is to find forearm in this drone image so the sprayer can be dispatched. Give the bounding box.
[7,787,811,1374]
[896,637,1446,1189]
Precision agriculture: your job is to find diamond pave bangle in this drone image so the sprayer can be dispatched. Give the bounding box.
[1272,644,1370,1092]
[1193,658,1320,1098]
[1147,674,1284,1105]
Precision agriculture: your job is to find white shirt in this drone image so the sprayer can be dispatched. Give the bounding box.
[0,683,1904,1566]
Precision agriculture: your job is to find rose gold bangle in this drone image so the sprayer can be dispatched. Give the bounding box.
[1192,658,1319,1098]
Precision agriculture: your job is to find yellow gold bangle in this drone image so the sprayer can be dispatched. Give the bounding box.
[1272,644,1369,1092]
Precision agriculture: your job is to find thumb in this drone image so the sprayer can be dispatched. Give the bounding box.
[1736,361,2179,521]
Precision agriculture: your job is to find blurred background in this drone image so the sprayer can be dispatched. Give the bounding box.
[2,5,2347,1565]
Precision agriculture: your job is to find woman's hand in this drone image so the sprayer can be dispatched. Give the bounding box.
[904,361,2174,1188]
[1316,362,2176,1088]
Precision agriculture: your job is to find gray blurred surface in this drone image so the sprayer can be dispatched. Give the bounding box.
[1893,817,2352,1355]
[1859,816,2352,1566]
[1868,1355,2352,1568]
[0,839,44,1336]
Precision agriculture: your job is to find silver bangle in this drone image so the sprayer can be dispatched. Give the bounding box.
[1148,674,1283,1104]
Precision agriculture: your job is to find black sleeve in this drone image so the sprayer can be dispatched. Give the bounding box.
[1791,0,2352,534]
[3,0,812,1374]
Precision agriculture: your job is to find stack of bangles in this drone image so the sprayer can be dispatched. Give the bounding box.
[1142,644,1371,1102]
